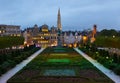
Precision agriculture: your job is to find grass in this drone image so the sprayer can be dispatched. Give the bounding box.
[50,53,68,56]
[47,59,70,63]
[8,47,114,83]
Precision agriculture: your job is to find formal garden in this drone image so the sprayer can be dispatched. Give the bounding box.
[8,47,114,83]
[79,44,120,76]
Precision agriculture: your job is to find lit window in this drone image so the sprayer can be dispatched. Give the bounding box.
[17,34,21,36]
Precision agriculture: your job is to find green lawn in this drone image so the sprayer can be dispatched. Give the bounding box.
[47,59,70,63]
[50,53,68,56]
[8,47,114,83]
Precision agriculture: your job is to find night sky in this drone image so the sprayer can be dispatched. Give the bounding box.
[0,0,120,31]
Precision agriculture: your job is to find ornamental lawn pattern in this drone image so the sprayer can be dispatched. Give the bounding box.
[8,47,114,83]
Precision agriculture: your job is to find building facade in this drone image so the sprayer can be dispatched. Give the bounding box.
[0,24,21,36]
[62,31,82,47]
[24,24,58,47]
[23,9,96,48]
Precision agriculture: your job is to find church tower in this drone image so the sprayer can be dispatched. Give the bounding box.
[57,8,62,31]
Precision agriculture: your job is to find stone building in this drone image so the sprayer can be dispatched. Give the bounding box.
[24,24,58,47]
[62,31,82,47]
[0,24,21,36]
[23,8,96,48]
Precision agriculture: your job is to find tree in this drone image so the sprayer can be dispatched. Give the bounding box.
[99,29,117,36]
[0,36,24,49]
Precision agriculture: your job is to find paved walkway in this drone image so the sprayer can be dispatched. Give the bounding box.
[74,48,120,83]
[0,48,45,83]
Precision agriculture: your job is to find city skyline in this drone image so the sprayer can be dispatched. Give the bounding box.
[0,0,120,31]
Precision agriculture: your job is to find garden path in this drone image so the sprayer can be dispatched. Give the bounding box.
[74,48,120,83]
[0,48,45,83]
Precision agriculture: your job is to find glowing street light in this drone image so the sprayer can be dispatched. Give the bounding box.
[113,35,115,38]
[90,37,96,43]
[73,43,77,48]
[83,36,87,40]
[24,41,27,45]
[83,36,87,44]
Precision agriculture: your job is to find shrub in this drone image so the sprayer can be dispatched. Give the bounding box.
[109,63,117,70]
[1,61,11,72]
[113,54,118,63]
[114,65,120,75]
[0,54,7,64]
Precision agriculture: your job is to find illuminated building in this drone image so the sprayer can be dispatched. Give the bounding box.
[63,31,82,47]
[23,8,96,47]
[0,24,21,36]
[57,8,62,31]
[90,25,97,43]
[50,26,58,46]
[24,24,58,47]
[39,24,51,47]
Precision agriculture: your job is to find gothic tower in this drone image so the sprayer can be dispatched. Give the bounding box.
[57,8,62,31]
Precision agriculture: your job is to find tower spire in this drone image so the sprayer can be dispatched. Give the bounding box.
[57,8,62,31]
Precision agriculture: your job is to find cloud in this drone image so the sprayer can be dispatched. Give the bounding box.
[0,0,120,30]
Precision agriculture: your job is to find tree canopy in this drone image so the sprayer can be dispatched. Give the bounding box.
[98,29,118,36]
[0,36,24,49]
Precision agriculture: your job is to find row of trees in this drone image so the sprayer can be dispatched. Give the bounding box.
[93,29,120,49]
[97,29,120,37]
[94,36,120,49]
[0,36,24,49]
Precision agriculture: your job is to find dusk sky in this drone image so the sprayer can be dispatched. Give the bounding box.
[0,0,120,31]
